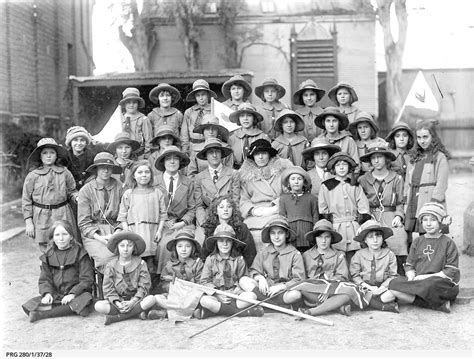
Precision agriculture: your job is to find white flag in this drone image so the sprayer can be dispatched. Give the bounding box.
[92,105,123,143]
[211,98,240,133]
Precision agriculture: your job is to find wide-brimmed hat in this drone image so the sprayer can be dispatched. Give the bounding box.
[85,152,122,174]
[154,145,190,171]
[193,114,230,141]
[326,151,357,171]
[261,215,296,243]
[205,223,246,252]
[360,139,396,163]
[196,138,233,160]
[304,219,343,247]
[107,132,141,153]
[229,103,263,125]
[418,202,448,223]
[118,87,145,108]
[150,125,181,147]
[186,79,217,102]
[281,166,311,188]
[166,228,201,253]
[354,220,393,243]
[293,79,326,105]
[385,121,415,147]
[273,109,305,132]
[314,107,349,131]
[149,83,181,106]
[327,81,358,105]
[348,112,379,138]
[65,126,92,147]
[221,75,252,100]
[254,78,286,102]
[28,138,69,165]
[302,137,341,161]
[107,231,146,256]
[247,138,278,159]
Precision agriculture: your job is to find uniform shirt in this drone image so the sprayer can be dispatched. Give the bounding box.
[302,247,349,281]
[294,105,324,142]
[148,107,183,135]
[181,104,211,154]
[122,112,153,156]
[256,101,290,140]
[350,247,398,287]
[228,127,270,167]
[200,253,247,290]
[271,135,309,168]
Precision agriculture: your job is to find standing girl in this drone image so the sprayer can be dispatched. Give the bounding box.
[94,231,156,325]
[385,121,415,181]
[221,75,252,111]
[327,81,361,123]
[292,79,326,142]
[23,138,78,252]
[279,166,319,252]
[22,220,94,322]
[107,132,140,185]
[271,110,309,168]
[118,160,167,292]
[148,83,183,135]
[64,126,95,190]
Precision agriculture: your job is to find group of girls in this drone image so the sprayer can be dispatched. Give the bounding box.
[21,76,460,325]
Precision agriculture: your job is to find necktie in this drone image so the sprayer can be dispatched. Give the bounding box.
[196,108,204,126]
[213,170,219,184]
[123,116,131,132]
[272,252,280,280]
[307,112,314,137]
[287,143,295,164]
[369,256,377,285]
[102,188,109,210]
[315,255,324,278]
[400,153,407,177]
[223,259,233,289]
[271,109,276,131]
[242,135,250,160]
[168,176,175,201]
[179,261,187,278]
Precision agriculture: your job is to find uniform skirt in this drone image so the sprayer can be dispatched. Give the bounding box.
[288,220,313,249]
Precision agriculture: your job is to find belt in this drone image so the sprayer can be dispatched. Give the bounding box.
[414,182,437,188]
[32,200,68,210]
[371,206,396,212]
[128,221,160,226]
[190,138,205,144]
[99,219,117,225]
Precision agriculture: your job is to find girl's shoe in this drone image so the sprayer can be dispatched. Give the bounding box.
[139,311,148,320]
[338,304,352,316]
[433,301,451,313]
[147,309,167,320]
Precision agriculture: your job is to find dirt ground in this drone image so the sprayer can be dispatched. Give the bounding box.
[1,173,474,354]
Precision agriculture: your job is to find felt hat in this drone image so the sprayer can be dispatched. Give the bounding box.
[261,215,296,244]
[166,228,201,253]
[150,125,181,147]
[385,121,415,147]
[354,220,393,243]
[27,138,69,165]
[65,126,92,147]
[360,139,396,163]
[247,138,278,159]
[229,102,263,125]
[193,114,230,142]
[327,81,358,105]
[254,78,286,102]
[302,137,341,161]
[186,79,217,102]
[221,75,252,100]
[314,107,349,131]
[85,152,122,174]
[107,132,141,153]
[118,87,145,108]
[293,79,326,105]
[326,151,357,171]
[196,138,233,160]
[107,231,146,256]
[348,111,379,138]
[281,166,311,188]
[273,109,305,132]
[304,219,343,247]
[154,145,190,172]
[149,83,181,106]
[204,223,246,252]
[418,202,448,223]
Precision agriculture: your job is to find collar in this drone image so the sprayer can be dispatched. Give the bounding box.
[91,177,121,190]
[164,171,179,182]
[215,253,238,262]
[273,135,306,145]
[192,104,211,111]
[324,130,351,142]
[315,166,325,179]
[261,101,285,111]
[322,177,352,191]
[339,105,358,115]
[296,106,323,116]
[110,255,142,272]
[208,164,223,177]
[307,247,337,260]
[358,247,391,260]
[364,170,397,185]
[153,107,178,116]
[265,243,296,256]
[124,112,144,119]
[235,127,264,138]
[33,165,66,175]
[170,257,198,266]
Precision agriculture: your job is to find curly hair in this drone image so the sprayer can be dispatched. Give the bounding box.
[202,195,245,238]
[125,160,154,189]
[387,129,415,151]
[410,120,451,162]
[169,239,200,261]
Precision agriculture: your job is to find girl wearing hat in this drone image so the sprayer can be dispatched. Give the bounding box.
[181,79,217,156]
[254,78,290,140]
[148,83,183,136]
[238,139,292,250]
[358,140,408,275]
[153,146,196,275]
[201,195,257,267]
[119,87,153,159]
[350,220,399,313]
[118,160,168,293]
[271,110,309,168]
[327,81,361,123]
[387,202,459,313]
[293,79,326,141]
[107,132,140,186]
[198,224,264,319]
[385,121,415,181]
[239,215,305,307]
[94,231,156,325]
[23,138,79,252]
[77,152,123,273]
[279,166,319,252]
[302,138,340,198]
[405,120,451,237]
[228,103,270,169]
[314,107,359,166]
[221,75,252,111]
[22,220,94,322]
[298,219,369,317]
[319,152,371,263]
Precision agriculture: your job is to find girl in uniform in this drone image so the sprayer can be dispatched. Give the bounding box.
[221,75,252,111]
[327,81,361,123]
[148,83,183,135]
